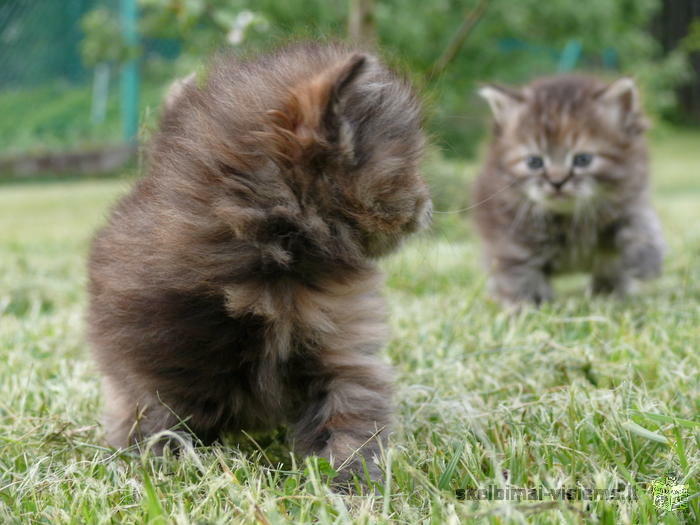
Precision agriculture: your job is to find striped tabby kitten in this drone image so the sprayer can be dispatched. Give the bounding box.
[474,75,664,306]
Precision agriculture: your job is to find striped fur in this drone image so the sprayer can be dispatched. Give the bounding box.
[474,75,664,306]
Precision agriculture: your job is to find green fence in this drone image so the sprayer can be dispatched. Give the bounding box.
[0,0,168,158]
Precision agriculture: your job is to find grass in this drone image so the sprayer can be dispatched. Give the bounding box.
[0,80,166,156]
[1,131,699,524]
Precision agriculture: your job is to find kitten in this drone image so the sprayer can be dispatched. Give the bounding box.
[473,75,664,306]
[86,43,431,484]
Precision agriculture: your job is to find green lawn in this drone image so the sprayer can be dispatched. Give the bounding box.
[1,132,699,524]
[0,81,166,156]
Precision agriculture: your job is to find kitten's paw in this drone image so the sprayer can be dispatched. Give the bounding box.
[331,458,382,493]
[491,276,553,308]
[139,430,195,457]
[624,247,663,281]
[527,285,554,306]
[591,275,637,298]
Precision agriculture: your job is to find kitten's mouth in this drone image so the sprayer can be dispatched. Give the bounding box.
[362,197,432,257]
[542,201,576,215]
[526,184,583,213]
[548,190,571,199]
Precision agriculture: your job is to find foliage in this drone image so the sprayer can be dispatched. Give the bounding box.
[76,0,692,157]
[137,0,271,72]
[682,18,700,53]
[80,8,134,67]
[385,0,690,152]
[1,132,699,523]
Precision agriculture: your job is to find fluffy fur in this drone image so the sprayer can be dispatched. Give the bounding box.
[473,74,664,306]
[86,43,431,483]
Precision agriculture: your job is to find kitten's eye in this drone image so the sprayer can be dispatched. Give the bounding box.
[526,155,544,170]
[572,153,593,168]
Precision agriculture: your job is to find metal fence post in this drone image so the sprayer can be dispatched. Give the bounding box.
[120,0,139,142]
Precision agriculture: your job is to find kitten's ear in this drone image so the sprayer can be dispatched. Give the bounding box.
[268,53,370,163]
[478,84,525,124]
[322,53,369,142]
[595,77,647,134]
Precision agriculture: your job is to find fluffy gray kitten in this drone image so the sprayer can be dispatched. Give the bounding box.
[473,75,664,306]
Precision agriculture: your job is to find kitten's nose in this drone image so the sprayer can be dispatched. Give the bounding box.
[545,171,572,190]
[549,179,565,190]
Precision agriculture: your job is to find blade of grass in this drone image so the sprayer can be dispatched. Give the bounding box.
[622,421,669,445]
[633,411,700,429]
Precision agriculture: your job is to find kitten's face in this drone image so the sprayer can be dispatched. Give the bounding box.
[273,53,431,257]
[502,133,606,213]
[338,90,431,256]
[481,76,647,214]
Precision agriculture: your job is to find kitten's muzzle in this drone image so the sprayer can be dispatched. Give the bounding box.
[408,197,433,233]
[544,170,573,190]
[418,198,433,229]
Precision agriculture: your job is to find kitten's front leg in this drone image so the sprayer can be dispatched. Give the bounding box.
[593,209,664,296]
[489,259,553,307]
[591,255,633,297]
[102,377,181,454]
[292,352,393,486]
[618,209,665,281]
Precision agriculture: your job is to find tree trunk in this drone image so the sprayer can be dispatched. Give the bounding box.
[653,0,700,123]
[348,0,376,46]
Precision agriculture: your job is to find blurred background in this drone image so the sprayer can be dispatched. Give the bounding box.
[0,0,698,177]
